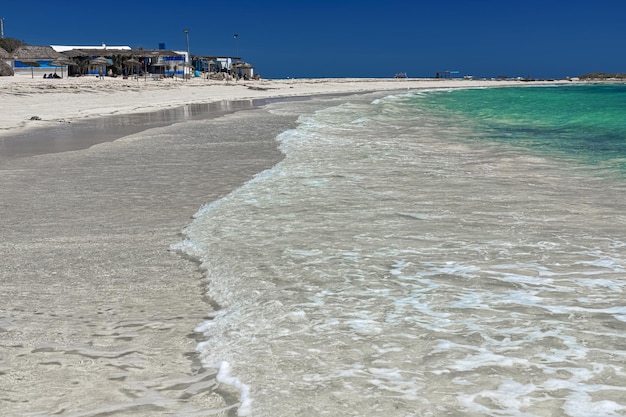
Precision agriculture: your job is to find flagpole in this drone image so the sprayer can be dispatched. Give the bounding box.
[184,29,190,80]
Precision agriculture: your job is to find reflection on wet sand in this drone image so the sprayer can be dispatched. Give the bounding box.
[0,99,257,161]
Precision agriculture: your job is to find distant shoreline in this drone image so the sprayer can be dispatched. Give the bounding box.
[0,76,574,138]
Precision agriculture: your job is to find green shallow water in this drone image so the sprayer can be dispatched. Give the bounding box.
[414,84,626,175]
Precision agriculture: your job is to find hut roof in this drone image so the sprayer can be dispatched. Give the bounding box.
[62,48,182,58]
[12,45,64,60]
[62,48,135,58]
[0,47,11,59]
[141,49,183,57]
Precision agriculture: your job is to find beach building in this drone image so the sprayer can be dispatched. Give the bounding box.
[51,44,184,78]
[11,45,65,77]
[51,44,131,53]
[165,51,189,78]
[52,45,126,77]
[4,42,254,79]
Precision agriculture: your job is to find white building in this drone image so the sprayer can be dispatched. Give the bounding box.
[50,43,131,53]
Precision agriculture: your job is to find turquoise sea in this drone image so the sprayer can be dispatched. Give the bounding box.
[423,84,626,175]
[175,84,626,416]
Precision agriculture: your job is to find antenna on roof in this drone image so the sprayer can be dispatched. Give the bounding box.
[1,18,5,39]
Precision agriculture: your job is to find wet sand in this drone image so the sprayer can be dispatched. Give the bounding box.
[0,100,263,161]
[0,103,295,416]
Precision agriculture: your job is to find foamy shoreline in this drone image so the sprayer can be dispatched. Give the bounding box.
[0,75,574,417]
[0,75,570,135]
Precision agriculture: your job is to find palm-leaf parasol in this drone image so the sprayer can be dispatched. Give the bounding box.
[124,58,142,80]
[90,56,110,78]
[50,57,77,78]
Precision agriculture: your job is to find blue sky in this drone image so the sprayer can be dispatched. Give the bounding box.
[2,0,624,79]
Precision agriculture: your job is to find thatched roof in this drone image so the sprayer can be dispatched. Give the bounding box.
[0,46,11,60]
[62,48,135,58]
[61,48,182,59]
[234,62,254,69]
[0,60,14,76]
[12,45,64,60]
[141,49,183,58]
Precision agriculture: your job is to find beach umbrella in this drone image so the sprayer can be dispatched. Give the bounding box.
[124,58,142,79]
[90,56,110,78]
[21,61,40,79]
[50,57,77,78]
[124,57,142,66]
[90,56,110,65]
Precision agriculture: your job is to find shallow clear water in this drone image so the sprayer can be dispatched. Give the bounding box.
[175,85,626,417]
[422,84,626,174]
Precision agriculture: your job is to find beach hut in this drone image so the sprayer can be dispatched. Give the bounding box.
[60,49,105,76]
[60,47,135,76]
[57,47,182,79]
[11,45,64,78]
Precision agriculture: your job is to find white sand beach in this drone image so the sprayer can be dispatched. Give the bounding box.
[0,75,568,417]
[0,75,566,134]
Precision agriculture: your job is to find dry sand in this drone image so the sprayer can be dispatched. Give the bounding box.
[0,75,568,416]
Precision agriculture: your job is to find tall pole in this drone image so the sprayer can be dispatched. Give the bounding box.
[1,18,5,39]
[234,34,239,61]
[183,29,190,80]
